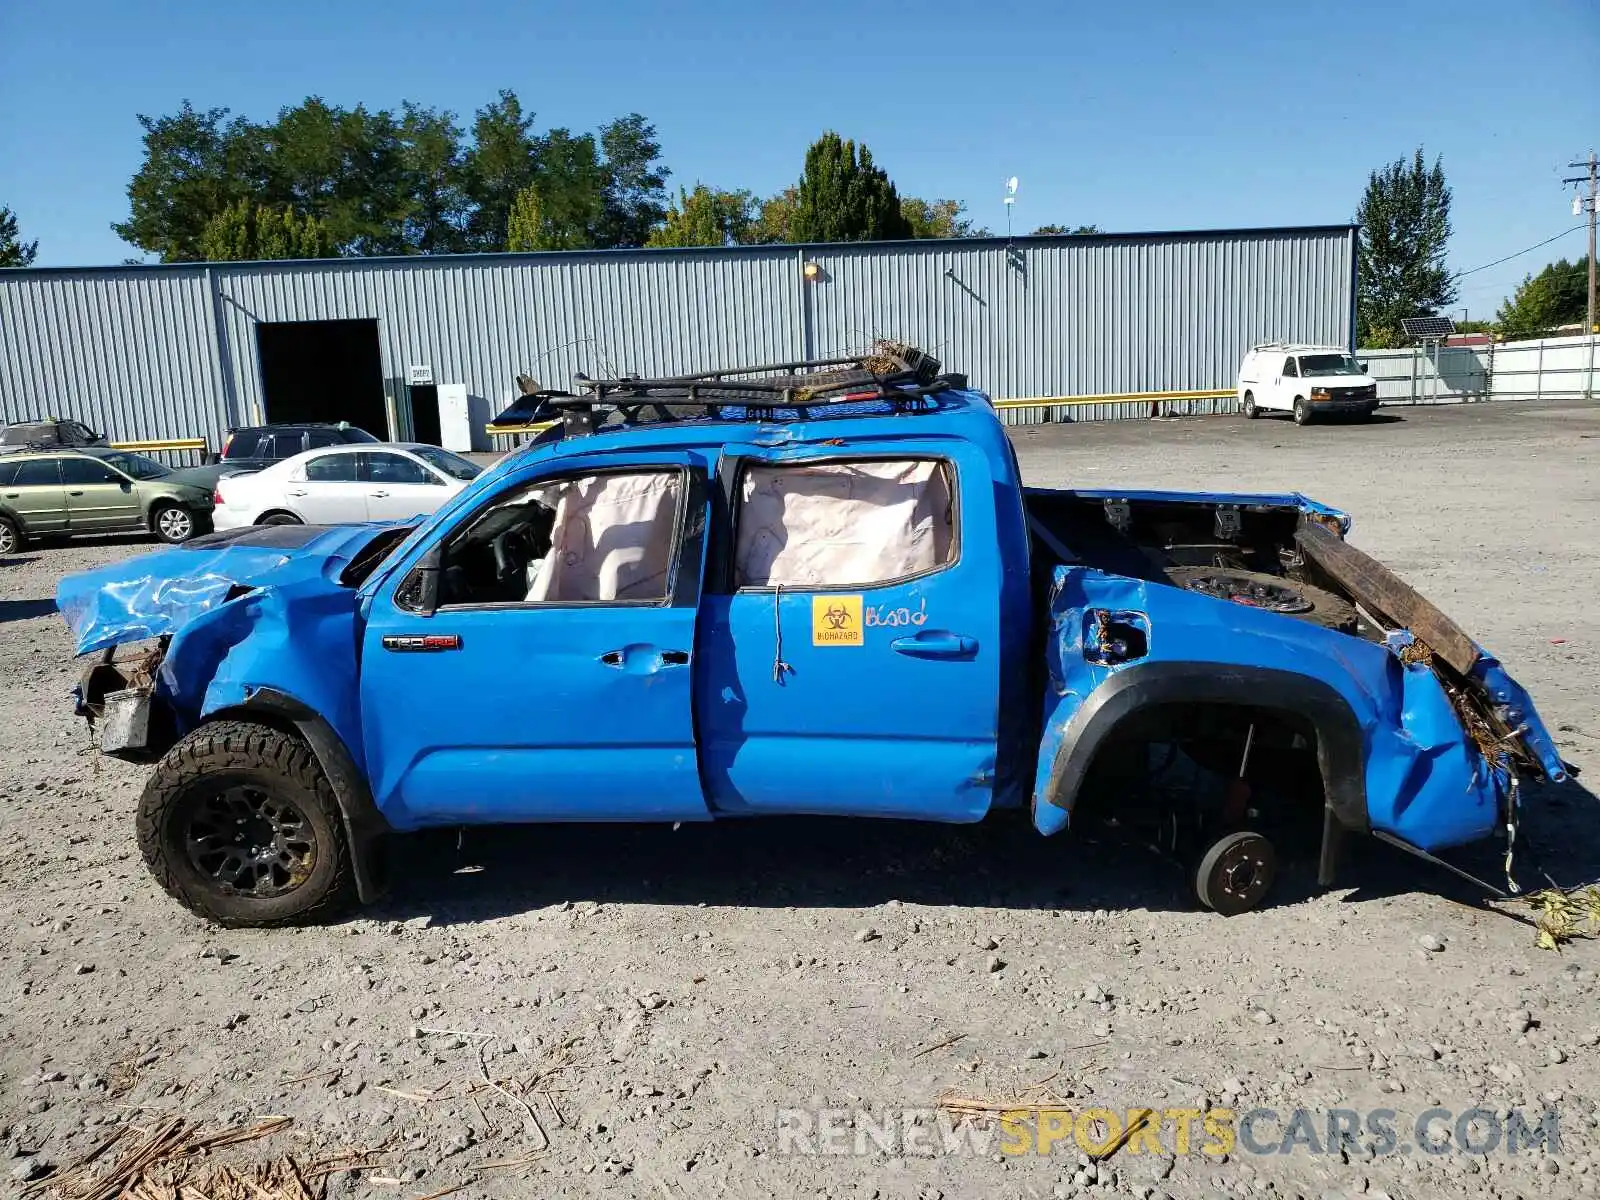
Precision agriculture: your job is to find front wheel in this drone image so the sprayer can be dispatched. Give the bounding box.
[1195,830,1277,915]
[1242,391,1258,419]
[1292,397,1312,426]
[151,503,198,543]
[137,721,354,926]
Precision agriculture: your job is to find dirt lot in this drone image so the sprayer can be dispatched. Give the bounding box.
[2,400,1599,1200]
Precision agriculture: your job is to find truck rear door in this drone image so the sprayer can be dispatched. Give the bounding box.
[696,439,1003,821]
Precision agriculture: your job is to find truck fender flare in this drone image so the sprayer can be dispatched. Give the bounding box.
[1042,661,1369,835]
[208,688,392,904]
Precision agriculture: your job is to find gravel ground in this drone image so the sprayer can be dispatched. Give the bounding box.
[2,400,1598,1200]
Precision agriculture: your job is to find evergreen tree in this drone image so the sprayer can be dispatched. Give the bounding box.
[1356,148,1456,347]
[0,206,38,267]
[790,133,912,243]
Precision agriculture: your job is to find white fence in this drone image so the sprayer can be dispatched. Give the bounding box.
[1362,335,1598,405]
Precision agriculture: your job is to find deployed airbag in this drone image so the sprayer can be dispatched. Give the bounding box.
[735,459,953,588]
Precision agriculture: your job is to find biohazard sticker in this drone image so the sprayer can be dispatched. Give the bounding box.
[812,595,864,646]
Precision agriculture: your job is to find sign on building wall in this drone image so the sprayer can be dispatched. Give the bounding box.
[407,364,434,386]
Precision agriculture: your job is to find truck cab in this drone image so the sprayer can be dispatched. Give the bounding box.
[57,346,1565,927]
[1238,343,1380,424]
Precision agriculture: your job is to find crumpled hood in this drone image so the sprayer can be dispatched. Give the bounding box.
[56,523,394,656]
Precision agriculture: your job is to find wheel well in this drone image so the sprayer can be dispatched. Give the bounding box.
[1071,701,1325,836]
[198,697,390,904]
[255,510,300,525]
[1042,662,1368,835]
[146,499,182,529]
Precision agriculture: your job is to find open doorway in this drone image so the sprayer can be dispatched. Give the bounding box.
[256,319,388,436]
[409,384,441,446]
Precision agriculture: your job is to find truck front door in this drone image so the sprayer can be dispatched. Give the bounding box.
[359,450,714,828]
[696,440,1003,821]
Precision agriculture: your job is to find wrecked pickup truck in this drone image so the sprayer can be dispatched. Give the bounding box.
[56,347,1568,927]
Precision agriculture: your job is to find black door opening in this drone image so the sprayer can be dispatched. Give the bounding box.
[408,384,441,446]
[256,319,388,436]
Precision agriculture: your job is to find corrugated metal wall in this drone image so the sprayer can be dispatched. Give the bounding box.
[0,226,1355,449]
[0,267,227,444]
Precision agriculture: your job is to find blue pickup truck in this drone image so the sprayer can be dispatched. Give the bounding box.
[56,348,1567,927]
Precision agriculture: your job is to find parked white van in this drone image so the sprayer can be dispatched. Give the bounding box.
[1237,344,1380,425]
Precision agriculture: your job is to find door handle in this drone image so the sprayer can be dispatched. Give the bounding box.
[889,630,978,659]
[371,489,390,498]
[600,646,691,670]
[68,490,84,496]
[285,488,307,497]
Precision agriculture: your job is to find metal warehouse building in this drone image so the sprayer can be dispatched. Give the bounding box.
[0,225,1357,451]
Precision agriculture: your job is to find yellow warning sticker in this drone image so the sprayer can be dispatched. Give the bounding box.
[812,595,865,646]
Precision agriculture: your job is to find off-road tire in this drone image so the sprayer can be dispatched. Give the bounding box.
[1162,565,1358,633]
[0,515,21,555]
[1195,830,1277,915]
[1292,396,1312,426]
[1242,391,1258,419]
[137,720,354,927]
[151,503,197,544]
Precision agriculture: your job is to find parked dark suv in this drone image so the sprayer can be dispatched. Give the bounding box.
[216,422,379,469]
[0,418,110,455]
[179,422,381,488]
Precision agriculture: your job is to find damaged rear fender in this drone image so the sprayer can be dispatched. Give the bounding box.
[1036,661,1369,835]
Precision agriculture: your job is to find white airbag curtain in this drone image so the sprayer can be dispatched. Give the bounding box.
[525,471,682,602]
[735,460,953,588]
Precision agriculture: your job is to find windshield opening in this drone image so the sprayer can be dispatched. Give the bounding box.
[410,446,483,481]
[102,452,170,480]
[1298,354,1365,377]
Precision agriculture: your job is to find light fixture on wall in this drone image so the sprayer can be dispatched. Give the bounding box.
[802,260,823,281]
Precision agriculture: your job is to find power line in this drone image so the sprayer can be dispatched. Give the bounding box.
[1452,225,1586,280]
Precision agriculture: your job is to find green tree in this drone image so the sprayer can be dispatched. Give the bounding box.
[198,199,334,261]
[506,185,548,252]
[259,97,416,256]
[741,187,799,244]
[1031,223,1100,235]
[790,132,912,243]
[1356,148,1456,347]
[646,185,755,247]
[462,90,540,251]
[531,128,606,249]
[0,206,38,267]
[1495,258,1588,339]
[901,197,989,238]
[115,102,266,261]
[594,114,670,248]
[398,102,472,254]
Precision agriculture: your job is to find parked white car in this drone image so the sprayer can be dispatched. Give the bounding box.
[212,443,481,530]
[1237,344,1380,425]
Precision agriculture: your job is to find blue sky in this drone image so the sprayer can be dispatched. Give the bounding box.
[1,0,1596,311]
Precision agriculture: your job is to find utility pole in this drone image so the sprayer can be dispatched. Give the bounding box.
[1566,151,1598,397]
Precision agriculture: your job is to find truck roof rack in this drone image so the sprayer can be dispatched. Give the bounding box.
[534,342,966,438]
